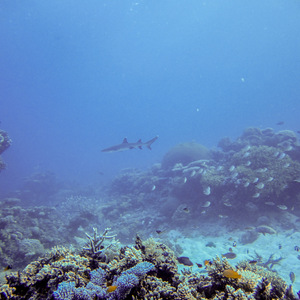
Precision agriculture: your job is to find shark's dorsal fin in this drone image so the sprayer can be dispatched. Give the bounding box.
[122,138,128,143]
[137,139,142,143]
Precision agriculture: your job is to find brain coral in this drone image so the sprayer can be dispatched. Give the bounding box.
[161,142,210,170]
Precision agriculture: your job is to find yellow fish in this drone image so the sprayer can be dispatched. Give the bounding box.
[107,285,117,293]
[223,269,242,279]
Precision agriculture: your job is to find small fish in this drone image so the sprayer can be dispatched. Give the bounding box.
[244,181,250,187]
[294,246,300,252]
[232,241,237,247]
[243,145,251,151]
[231,172,239,178]
[283,163,290,168]
[253,193,260,198]
[203,186,211,195]
[290,272,296,284]
[276,121,284,125]
[151,185,156,191]
[256,182,265,189]
[256,225,277,235]
[183,207,190,213]
[253,177,259,183]
[245,161,251,166]
[217,166,223,171]
[204,260,211,266]
[244,227,254,230]
[228,247,233,252]
[249,260,257,264]
[218,214,228,218]
[278,244,282,249]
[265,201,275,206]
[107,285,118,293]
[222,252,237,259]
[191,170,196,177]
[3,265,12,271]
[177,256,193,266]
[229,165,235,172]
[243,152,250,158]
[183,177,187,183]
[156,230,166,234]
[266,177,274,182]
[273,151,280,157]
[278,152,286,159]
[202,201,211,208]
[277,204,288,210]
[223,201,232,207]
[223,269,242,279]
[196,263,203,268]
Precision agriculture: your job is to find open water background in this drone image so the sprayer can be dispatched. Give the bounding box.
[1,0,300,195]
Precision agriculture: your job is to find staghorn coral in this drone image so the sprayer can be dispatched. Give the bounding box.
[82,227,119,261]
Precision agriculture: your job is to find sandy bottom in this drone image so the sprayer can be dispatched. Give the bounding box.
[168,227,300,295]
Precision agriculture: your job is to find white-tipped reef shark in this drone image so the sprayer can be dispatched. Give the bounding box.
[101,136,158,153]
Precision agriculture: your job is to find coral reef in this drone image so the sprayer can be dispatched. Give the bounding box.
[0,126,300,299]
[161,142,211,170]
[0,130,12,172]
[103,127,300,229]
[53,261,154,300]
[0,198,67,269]
[0,236,297,299]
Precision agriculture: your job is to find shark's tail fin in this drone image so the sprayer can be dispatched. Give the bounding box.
[145,136,158,150]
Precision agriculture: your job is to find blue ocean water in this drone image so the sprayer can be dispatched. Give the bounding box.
[1,0,300,193]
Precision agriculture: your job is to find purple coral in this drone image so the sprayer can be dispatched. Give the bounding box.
[53,281,75,300]
[110,261,155,299]
[53,262,154,300]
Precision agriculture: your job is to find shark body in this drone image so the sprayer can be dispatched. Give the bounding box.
[101,136,158,153]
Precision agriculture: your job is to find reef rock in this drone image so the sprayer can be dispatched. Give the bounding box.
[162,142,211,170]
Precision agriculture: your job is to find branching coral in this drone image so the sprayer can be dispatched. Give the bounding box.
[82,227,118,260]
[53,262,154,300]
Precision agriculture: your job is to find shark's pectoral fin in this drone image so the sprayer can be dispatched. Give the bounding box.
[138,146,142,150]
